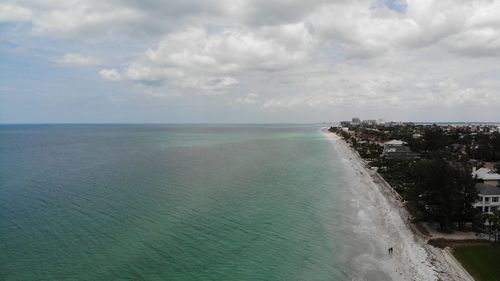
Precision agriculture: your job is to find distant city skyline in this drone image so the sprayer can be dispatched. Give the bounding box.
[1,0,500,123]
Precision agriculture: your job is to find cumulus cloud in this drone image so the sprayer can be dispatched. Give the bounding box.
[98,68,122,81]
[144,25,311,71]
[0,1,145,38]
[122,25,313,94]
[444,28,500,57]
[182,76,239,91]
[0,3,33,22]
[260,79,499,112]
[1,0,500,120]
[309,1,417,55]
[2,0,499,57]
[53,53,101,66]
[235,93,259,104]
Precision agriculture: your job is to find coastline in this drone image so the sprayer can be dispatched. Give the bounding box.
[322,129,474,281]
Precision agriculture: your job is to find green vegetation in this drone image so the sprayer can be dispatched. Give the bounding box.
[329,123,500,231]
[329,125,482,231]
[453,244,500,281]
[480,211,500,242]
[427,238,487,249]
[408,159,478,230]
[330,122,500,280]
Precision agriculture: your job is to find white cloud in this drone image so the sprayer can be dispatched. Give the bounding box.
[235,93,259,104]
[53,53,101,66]
[310,1,418,55]
[0,1,145,38]
[443,28,500,57]
[2,0,500,121]
[0,3,33,22]
[182,76,239,91]
[143,25,312,72]
[122,25,313,93]
[304,0,500,57]
[98,68,122,81]
[2,0,499,58]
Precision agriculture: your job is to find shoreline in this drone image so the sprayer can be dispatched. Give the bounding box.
[322,129,474,281]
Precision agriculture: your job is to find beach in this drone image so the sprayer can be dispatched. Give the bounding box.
[323,129,474,281]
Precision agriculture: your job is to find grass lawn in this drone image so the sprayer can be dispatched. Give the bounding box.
[453,244,500,281]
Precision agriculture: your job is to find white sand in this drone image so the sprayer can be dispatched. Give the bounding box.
[323,130,474,281]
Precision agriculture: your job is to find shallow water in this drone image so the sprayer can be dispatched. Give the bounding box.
[0,125,396,280]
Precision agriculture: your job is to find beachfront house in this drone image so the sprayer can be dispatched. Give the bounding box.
[380,139,407,146]
[381,145,419,160]
[472,167,500,187]
[473,183,500,214]
[380,139,419,160]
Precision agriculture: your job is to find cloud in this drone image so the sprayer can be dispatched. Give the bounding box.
[443,28,500,57]
[2,0,500,121]
[239,0,330,26]
[0,3,33,22]
[122,25,313,93]
[235,93,259,104]
[309,1,417,56]
[3,0,499,59]
[141,25,312,72]
[53,53,101,66]
[182,76,239,91]
[303,0,500,57]
[98,68,122,81]
[260,59,500,112]
[0,1,145,38]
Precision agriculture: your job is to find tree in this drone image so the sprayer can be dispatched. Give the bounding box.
[409,159,478,231]
[494,161,500,172]
[423,125,449,152]
[452,166,479,228]
[489,211,500,242]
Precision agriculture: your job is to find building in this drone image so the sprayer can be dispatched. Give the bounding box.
[380,139,418,160]
[340,121,351,127]
[472,167,500,187]
[381,145,419,160]
[340,118,382,127]
[381,139,407,146]
[362,119,377,126]
[474,183,500,214]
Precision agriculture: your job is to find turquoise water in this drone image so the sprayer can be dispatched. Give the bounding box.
[1,125,357,280]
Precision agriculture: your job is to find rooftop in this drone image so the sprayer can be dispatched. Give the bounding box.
[382,139,407,146]
[472,168,500,181]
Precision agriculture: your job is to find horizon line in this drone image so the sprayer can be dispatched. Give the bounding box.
[1,121,500,125]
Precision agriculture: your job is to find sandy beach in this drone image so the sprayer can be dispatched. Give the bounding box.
[323,129,474,281]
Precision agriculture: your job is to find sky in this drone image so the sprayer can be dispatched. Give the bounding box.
[1,0,500,123]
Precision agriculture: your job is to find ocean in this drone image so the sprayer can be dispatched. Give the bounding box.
[0,125,391,280]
